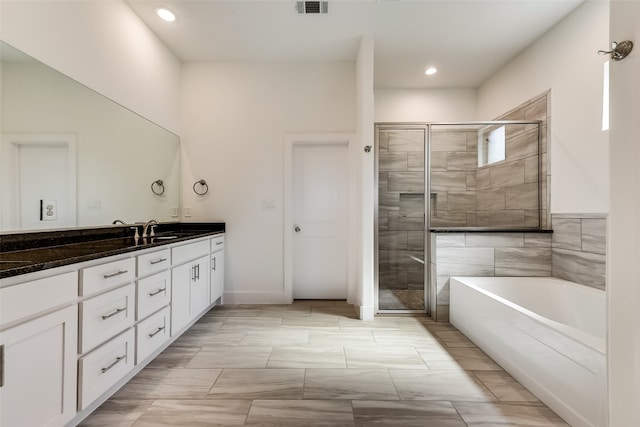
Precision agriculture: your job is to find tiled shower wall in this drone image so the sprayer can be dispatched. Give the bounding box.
[551,214,607,289]
[430,232,552,321]
[430,130,478,227]
[491,92,550,229]
[378,129,425,310]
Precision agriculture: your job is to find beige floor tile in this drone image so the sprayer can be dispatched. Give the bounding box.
[308,330,376,347]
[339,318,402,331]
[245,399,354,426]
[219,317,284,330]
[112,368,221,399]
[418,346,503,370]
[268,346,346,368]
[352,400,467,426]
[473,370,540,402]
[345,346,428,369]
[434,330,478,347]
[390,369,497,401]
[78,400,152,427]
[173,329,246,347]
[310,306,359,319]
[281,317,341,329]
[187,346,272,368]
[372,330,439,347]
[145,346,200,368]
[453,401,569,426]
[132,399,251,426]
[208,368,305,399]
[239,329,309,346]
[304,369,400,400]
[293,300,342,307]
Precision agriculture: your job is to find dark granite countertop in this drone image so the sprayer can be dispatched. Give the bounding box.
[0,222,225,280]
[430,228,553,233]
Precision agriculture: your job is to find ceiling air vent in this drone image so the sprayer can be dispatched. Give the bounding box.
[295,1,328,14]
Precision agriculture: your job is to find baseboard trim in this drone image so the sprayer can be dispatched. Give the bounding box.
[223,291,292,305]
[358,304,375,321]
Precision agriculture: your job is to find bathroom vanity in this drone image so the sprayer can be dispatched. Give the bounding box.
[0,222,225,426]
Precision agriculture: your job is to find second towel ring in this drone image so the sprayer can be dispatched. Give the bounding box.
[151,179,165,196]
[193,179,209,196]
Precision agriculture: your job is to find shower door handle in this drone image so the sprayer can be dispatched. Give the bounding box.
[294,226,301,232]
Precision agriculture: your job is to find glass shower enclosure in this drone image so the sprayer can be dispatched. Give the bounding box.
[375,121,543,313]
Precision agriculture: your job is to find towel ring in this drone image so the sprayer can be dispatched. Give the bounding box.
[193,179,208,196]
[151,179,165,196]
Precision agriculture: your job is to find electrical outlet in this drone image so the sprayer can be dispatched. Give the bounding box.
[261,199,276,210]
[41,199,57,221]
[184,206,192,217]
[171,206,179,217]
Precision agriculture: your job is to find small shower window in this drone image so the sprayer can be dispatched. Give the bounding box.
[478,125,505,167]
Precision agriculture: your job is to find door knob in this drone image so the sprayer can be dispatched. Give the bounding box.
[294,226,301,232]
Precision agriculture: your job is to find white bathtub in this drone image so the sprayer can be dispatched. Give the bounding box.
[450,276,606,427]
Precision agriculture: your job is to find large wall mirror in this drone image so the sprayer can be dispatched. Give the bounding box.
[0,41,180,232]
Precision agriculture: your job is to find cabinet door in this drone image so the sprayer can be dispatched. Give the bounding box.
[190,255,210,318]
[171,262,191,336]
[210,250,224,305]
[0,305,77,427]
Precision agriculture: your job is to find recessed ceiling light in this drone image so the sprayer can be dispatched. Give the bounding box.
[156,8,176,22]
[425,67,437,76]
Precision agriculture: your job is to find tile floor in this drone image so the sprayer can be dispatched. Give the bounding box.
[80,301,568,426]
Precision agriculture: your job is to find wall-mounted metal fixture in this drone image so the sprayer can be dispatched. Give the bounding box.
[598,40,634,61]
[151,179,165,195]
[193,179,209,196]
[364,145,372,153]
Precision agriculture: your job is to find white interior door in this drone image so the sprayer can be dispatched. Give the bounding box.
[292,143,348,299]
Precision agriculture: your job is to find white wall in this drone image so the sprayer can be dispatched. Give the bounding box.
[356,36,375,320]
[180,62,356,303]
[0,0,181,134]
[608,1,640,425]
[374,89,476,122]
[477,0,609,214]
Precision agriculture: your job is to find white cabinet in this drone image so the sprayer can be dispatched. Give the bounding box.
[171,255,209,335]
[136,306,170,364]
[137,270,171,321]
[210,236,225,305]
[0,273,77,427]
[78,328,135,411]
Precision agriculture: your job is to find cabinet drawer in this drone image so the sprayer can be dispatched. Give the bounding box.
[137,249,170,278]
[0,271,77,326]
[136,306,170,364]
[78,328,134,411]
[137,271,171,321]
[80,258,135,296]
[172,239,209,266]
[210,235,224,252]
[79,284,135,353]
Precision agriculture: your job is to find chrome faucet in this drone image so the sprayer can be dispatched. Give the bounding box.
[142,219,159,238]
[112,219,126,225]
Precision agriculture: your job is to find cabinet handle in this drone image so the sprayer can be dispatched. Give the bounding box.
[101,355,126,373]
[103,270,128,279]
[148,287,166,297]
[101,307,126,320]
[215,241,223,246]
[148,326,166,338]
[149,258,167,265]
[0,344,4,388]
[212,256,217,272]
[191,265,196,282]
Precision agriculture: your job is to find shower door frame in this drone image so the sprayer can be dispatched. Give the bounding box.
[374,123,431,314]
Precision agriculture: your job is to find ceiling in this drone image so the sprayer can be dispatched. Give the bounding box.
[126,0,584,89]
